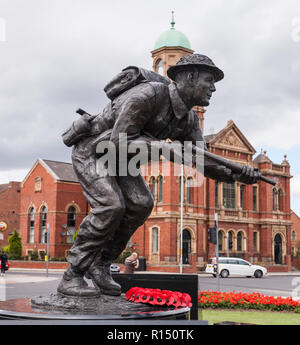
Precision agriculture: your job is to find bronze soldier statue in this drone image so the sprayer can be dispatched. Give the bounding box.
[57,54,262,297]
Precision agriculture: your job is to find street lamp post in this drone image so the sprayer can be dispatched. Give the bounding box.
[46,223,49,278]
[180,164,184,274]
[215,213,220,291]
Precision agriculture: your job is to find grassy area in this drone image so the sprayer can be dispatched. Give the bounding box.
[199,309,300,325]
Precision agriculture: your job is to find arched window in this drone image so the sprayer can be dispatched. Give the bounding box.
[40,206,47,243]
[67,206,77,244]
[253,186,258,211]
[156,59,164,75]
[28,207,35,244]
[187,177,193,204]
[253,231,258,253]
[182,229,192,264]
[223,182,236,209]
[149,177,156,198]
[237,231,243,251]
[152,227,159,253]
[218,231,224,252]
[292,230,296,241]
[278,189,283,211]
[273,189,277,210]
[158,176,163,202]
[228,231,234,251]
[274,233,282,264]
[215,181,219,208]
[240,185,245,209]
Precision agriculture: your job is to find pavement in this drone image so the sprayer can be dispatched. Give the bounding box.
[3,267,299,285]
[1,269,300,303]
[9,267,300,274]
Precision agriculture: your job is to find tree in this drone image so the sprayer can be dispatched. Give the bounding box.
[5,230,22,259]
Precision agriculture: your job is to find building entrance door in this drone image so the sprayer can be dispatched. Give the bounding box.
[182,229,191,264]
[274,233,282,264]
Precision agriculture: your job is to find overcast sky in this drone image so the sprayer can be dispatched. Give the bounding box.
[0,0,299,214]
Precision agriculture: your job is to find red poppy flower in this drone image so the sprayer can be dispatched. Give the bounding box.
[137,289,155,304]
[140,293,152,303]
[165,293,175,306]
[133,292,144,303]
[125,287,192,308]
[125,287,142,301]
[148,294,156,305]
[180,293,192,307]
[171,294,183,308]
[153,292,166,306]
[125,288,135,299]
[161,289,173,295]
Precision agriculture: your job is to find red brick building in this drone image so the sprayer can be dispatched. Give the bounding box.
[12,21,294,272]
[130,21,293,272]
[0,181,21,247]
[291,211,300,257]
[17,127,293,272]
[132,120,292,272]
[19,159,88,259]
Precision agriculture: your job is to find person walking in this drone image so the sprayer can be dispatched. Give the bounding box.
[0,252,8,276]
[124,252,139,274]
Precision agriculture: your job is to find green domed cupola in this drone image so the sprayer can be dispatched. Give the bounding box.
[154,12,191,50]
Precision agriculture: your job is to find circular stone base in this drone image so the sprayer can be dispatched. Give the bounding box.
[31,293,155,315]
[0,295,190,320]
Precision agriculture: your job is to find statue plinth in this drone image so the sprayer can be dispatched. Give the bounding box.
[0,296,190,321]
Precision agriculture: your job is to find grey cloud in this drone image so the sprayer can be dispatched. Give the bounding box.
[0,0,299,174]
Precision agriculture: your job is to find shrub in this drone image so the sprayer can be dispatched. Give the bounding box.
[39,251,46,261]
[50,257,67,262]
[5,230,22,259]
[29,251,39,261]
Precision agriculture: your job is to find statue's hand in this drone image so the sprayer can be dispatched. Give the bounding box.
[215,165,232,177]
[232,166,260,185]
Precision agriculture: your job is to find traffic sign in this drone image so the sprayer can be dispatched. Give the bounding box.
[0,222,7,231]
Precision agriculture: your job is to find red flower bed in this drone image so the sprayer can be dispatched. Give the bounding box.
[125,287,192,308]
[198,290,300,313]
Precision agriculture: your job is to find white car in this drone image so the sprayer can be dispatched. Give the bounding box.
[205,257,267,278]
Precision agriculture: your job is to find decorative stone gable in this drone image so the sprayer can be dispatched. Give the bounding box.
[207,120,256,159]
[217,129,246,150]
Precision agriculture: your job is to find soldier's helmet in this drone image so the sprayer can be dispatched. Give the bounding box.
[167,53,224,82]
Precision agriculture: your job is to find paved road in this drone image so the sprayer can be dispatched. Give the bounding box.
[0,270,63,300]
[198,274,300,299]
[1,270,300,301]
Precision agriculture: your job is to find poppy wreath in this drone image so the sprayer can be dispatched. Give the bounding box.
[125,287,192,308]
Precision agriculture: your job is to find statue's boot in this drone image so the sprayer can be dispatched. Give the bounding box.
[87,261,121,296]
[57,266,100,298]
